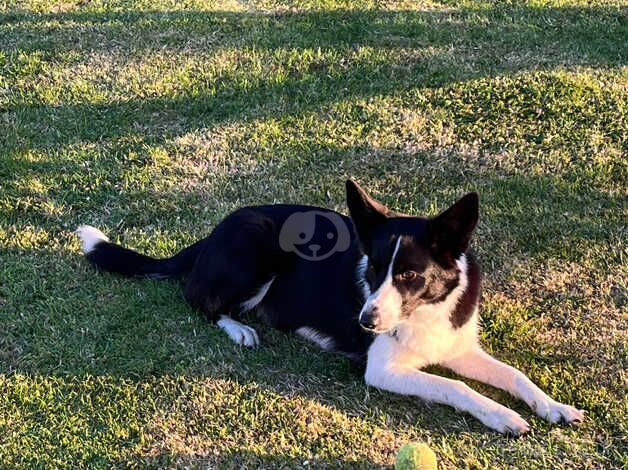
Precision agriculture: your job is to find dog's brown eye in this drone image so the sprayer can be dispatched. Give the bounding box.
[399,271,417,281]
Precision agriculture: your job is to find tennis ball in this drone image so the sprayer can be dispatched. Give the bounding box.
[395,442,438,470]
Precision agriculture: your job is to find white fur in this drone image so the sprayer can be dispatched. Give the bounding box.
[364,253,583,434]
[296,327,335,350]
[355,255,371,300]
[217,315,259,347]
[391,255,478,366]
[443,348,585,424]
[240,278,275,312]
[76,225,109,254]
[364,333,531,434]
[359,237,402,331]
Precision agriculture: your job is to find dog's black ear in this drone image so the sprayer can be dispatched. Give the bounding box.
[346,180,390,252]
[429,192,479,262]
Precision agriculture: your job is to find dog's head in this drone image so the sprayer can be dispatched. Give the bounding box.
[346,180,479,333]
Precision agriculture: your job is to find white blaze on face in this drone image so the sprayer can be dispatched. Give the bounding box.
[359,237,403,331]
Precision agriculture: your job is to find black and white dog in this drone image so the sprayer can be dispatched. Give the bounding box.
[77,180,584,434]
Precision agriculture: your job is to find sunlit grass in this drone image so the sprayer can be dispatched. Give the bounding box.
[1,0,626,467]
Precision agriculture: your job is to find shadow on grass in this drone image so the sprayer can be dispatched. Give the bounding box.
[1,137,623,260]
[1,3,626,153]
[2,5,626,58]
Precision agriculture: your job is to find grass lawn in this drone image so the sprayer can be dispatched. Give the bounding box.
[1,0,627,467]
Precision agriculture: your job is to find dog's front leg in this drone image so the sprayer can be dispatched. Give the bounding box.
[365,338,530,434]
[443,348,584,425]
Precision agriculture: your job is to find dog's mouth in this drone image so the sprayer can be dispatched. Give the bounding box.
[359,324,393,334]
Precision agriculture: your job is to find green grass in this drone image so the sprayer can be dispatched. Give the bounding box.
[1,0,626,467]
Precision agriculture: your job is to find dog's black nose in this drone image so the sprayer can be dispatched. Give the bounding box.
[360,320,376,330]
[359,310,378,330]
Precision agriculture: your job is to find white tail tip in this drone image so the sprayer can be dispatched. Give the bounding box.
[76,225,109,254]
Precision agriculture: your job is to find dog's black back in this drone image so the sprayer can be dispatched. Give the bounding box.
[86,203,374,358]
[186,204,374,358]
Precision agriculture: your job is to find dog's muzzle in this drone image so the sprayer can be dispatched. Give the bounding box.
[359,307,379,331]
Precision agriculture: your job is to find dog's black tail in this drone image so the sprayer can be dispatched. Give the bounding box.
[76,225,203,279]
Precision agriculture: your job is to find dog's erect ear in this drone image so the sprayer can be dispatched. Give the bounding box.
[429,192,479,262]
[346,180,390,252]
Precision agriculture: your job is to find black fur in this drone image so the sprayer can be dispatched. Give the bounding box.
[82,180,481,359]
[86,238,205,279]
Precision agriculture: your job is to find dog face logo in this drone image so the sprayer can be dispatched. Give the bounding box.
[279,211,351,261]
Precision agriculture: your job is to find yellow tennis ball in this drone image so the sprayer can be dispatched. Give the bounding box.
[395,442,438,470]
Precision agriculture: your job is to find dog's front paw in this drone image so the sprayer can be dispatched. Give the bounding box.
[534,399,585,425]
[481,406,531,436]
[217,316,260,347]
[229,324,259,347]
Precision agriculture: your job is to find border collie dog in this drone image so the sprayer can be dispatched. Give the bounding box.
[77,180,584,434]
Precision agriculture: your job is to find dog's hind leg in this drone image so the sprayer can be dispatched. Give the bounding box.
[183,209,281,347]
[443,347,585,425]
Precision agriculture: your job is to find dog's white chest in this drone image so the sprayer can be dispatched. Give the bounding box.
[392,307,478,367]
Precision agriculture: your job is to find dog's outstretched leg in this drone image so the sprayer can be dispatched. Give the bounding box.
[365,337,530,435]
[183,209,279,348]
[365,364,530,435]
[443,348,585,425]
